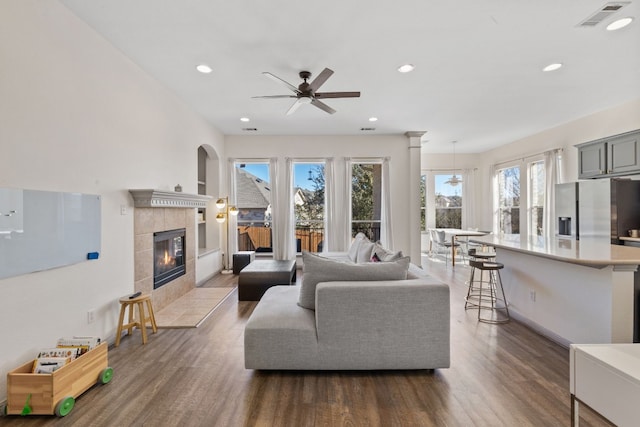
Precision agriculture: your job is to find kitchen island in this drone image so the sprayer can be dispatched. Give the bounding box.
[470,235,640,345]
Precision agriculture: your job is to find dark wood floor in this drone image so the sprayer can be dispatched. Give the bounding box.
[2,256,612,426]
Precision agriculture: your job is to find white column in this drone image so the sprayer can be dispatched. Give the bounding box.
[405,131,426,265]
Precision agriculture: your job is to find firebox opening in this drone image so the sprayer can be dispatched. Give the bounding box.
[153,228,186,289]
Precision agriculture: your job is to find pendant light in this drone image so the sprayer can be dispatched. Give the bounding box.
[445,141,462,186]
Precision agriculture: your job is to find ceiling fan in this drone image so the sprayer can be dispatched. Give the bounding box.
[253,68,360,115]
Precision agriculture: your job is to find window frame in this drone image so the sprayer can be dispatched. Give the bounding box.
[292,160,327,253]
[349,160,383,241]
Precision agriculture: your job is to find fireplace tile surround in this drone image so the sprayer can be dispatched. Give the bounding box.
[134,207,196,312]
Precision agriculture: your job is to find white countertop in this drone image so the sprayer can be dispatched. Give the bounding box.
[469,235,640,267]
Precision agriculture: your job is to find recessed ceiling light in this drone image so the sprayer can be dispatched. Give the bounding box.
[196,64,212,74]
[240,117,250,122]
[607,17,634,31]
[543,63,563,72]
[397,64,415,73]
[368,117,378,122]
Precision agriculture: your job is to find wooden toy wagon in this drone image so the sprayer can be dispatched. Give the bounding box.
[2,342,112,417]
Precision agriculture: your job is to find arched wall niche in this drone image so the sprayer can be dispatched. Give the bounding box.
[197,144,221,253]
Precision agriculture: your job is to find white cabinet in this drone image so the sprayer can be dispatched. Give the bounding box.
[570,344,640,426]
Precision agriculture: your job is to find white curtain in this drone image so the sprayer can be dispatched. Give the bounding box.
[270,158,295,260]
[380,157,393,248]
[543,149,561,239]
[461,168,476,229]
[324,158,348,251]
[489,163,498,233]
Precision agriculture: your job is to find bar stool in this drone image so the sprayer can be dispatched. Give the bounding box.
[465,259,510,324]
[115,293,158,346]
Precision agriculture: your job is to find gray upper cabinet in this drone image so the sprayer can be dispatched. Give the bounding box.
[577,129,640,179]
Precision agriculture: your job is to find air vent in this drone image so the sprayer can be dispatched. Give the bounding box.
[360,127,376,131]
[242,127,258,131]
[578,2,629,27]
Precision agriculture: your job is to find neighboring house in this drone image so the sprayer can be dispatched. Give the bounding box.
[234,167,321,251]
[235,167,271,224]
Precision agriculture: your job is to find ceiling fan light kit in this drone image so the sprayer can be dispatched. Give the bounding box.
[253,68,360,115]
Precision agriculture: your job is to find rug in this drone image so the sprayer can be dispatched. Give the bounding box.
[154,287,236,328]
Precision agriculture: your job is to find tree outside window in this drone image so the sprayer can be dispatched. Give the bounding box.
[497,166,520,234]
[293,163,325,252]
[529,161,545,236]
[434,174,462,229]
[351,163,382,241]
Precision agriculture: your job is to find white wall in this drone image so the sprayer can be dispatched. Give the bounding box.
[422,99,640,232]
[0,1,224,401]
[475,99,640,231]
[225,135,414,258]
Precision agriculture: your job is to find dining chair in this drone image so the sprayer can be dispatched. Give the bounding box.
[433,229,462,265]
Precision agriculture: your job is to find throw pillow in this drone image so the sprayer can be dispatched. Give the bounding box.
[370,253,381,262]
[373,243,403,262]
[299,251,411,310]
[356,241,375,263]
[347,232,368,262]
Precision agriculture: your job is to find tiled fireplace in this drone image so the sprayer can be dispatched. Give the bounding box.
[130,189,210,312]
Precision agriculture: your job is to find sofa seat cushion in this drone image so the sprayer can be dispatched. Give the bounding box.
[244,286,319,369]
[298,251,410,309]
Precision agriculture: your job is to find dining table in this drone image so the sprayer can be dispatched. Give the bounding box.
[437,228,489,266]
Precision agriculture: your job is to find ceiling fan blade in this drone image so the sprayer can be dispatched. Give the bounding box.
[310,99,336,114]
[315,91,361,99]
[286,99,304,115]
[262,72,300,94]
[308,68,334,92]
[252,95,297,99]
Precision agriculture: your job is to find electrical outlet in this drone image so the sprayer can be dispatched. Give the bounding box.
[530,290,536,302]
[87,310,95,324]
[120,205,127,215]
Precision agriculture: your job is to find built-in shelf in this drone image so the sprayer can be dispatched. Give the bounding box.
[129,189,211,208]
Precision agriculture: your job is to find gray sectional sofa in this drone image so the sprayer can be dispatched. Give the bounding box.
[244,236,450,371]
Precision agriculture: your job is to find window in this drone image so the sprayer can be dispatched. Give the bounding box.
[234,162,272,252]
[351,162,382,241]
[293,162,325,253]
[528,160,545,236]
[496,166,520,234]
[420,174,426,230]
[434,174,462,228]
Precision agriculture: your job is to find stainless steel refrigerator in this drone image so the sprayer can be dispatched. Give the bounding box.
[556,179,640,242]
[578,179,640,243]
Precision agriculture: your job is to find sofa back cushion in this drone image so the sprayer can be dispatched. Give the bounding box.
[299,251,410,310]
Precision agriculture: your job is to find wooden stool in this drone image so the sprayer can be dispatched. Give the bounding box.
[115,293,158,346]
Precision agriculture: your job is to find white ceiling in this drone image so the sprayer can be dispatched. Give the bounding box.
[59,0,640,153]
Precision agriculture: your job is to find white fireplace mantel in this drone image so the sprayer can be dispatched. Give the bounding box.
[129,189,211,209]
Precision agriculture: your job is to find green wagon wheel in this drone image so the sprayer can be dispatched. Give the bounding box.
[55,396,75,417]
[99,367,114,384]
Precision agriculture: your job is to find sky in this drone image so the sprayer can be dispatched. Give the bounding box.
[237,163,320,191]
[240,164,462,195]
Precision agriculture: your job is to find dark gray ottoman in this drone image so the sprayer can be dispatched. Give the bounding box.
[238,259,297,301]
[233,251,255,275]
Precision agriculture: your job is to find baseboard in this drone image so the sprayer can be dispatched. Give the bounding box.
[509,309,572,349]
